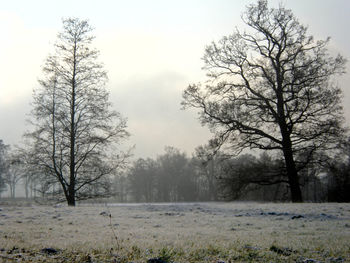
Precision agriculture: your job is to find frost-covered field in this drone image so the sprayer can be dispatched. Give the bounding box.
[0,202,349,262]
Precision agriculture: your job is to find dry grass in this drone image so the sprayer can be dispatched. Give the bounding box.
[0,201,349,262]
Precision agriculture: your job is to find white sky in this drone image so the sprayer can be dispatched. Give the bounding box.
[0,0,349,159]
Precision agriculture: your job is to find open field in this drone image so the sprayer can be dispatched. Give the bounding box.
[0,201,349,262]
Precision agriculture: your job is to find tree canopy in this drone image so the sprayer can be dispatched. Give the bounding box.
[25,18,129,206]
[182,0,347,202]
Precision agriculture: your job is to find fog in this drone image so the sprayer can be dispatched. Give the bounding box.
[1,0,350,159]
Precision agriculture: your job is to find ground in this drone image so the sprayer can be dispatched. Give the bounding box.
[0,201,349,262]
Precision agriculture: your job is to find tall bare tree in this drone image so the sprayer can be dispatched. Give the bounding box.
[182,0,346,202]
[26,18,129,206]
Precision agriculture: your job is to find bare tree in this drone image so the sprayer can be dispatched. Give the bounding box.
[22,172,32,199]
[112,174,128,202]
[126,147,200,202]
[182,0,346,202]
[156,147,195,202]
[193,146,219,201]
[4,154,25,198]
[127,158,157,202]
[0,140,9,196]
[326,137,350,202]
[25,18,129,206]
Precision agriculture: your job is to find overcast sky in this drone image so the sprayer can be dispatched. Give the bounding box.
[1,0,349,159]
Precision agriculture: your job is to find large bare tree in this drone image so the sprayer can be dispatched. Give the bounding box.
[26,18,129,206]
[182,0,346,202]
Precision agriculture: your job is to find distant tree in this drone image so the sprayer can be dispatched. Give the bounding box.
[182,0,346,202]
[3,151,26,198]
[326,138,350,202]
[215,153,289,201]
[21,171,33,199]
[125,147,200,202]
[156,147,196,202]
[0,140,9,196]
[193,146,219,201]
[25,18,129,206]
[128,158,157,202]
[112,174,128,202]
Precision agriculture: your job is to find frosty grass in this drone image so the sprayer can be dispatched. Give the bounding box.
[0,202,349,262]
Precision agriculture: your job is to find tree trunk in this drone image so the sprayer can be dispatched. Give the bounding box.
[282,145,303,202]
[11,184,15,198]
[278,97,303,202]
[208,160,217,201]
[276,76,303,202]
[67,185,76,206]
[25,179,29,199]
[67,196,75,206]
[68,40,77,207]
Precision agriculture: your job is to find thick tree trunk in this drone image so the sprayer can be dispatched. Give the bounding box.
[282,142,303,202]
[276,75,303,202]
[277,94,303,202]
[67,182,76,206]
[67,191,75,206]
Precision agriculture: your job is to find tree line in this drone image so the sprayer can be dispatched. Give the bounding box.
[119,142,350,202]
[1,0,349,205]
[1,142,349,202]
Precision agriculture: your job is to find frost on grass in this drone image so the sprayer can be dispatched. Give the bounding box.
[0,202,349,262]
